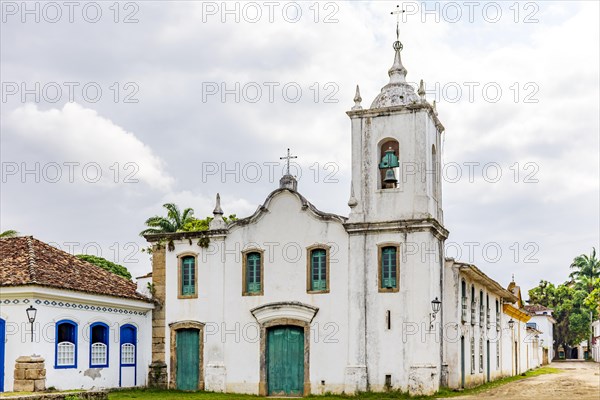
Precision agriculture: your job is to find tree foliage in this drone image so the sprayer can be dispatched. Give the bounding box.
[76,254,132,280]
[139,203,195,236]
[0,230,19,238]
[181,215,238,232]
[528,248,600,351]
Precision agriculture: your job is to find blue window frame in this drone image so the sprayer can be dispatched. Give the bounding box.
[119,324,137,386]
[381,246,398,290]
[246,252,262,294]
[55,319,77,369]
[181,256,196,296]
[89,322,109,368]
[310,249,327,291]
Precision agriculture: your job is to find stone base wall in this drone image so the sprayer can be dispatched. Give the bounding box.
[14,355,46,392]
[148,361,168,389]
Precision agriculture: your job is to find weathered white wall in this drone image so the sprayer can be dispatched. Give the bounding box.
[0,286,152,391]
[163,190,349,394]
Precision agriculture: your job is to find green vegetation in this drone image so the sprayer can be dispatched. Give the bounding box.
[76,254,132,280]
[529,248,600,351]
[0,229,19,238]
[108,367,560,400]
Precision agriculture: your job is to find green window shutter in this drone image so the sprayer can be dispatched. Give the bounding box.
[311,249,327,291]
[181,256,195,295]
[247,253,261,293]
[381,247,397,289]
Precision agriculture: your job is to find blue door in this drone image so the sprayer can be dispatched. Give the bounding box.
[0,318,5,392]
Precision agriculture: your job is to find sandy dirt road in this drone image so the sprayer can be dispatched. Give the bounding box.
[439,361,600,400]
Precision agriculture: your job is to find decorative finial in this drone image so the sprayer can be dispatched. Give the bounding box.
[209,193,226,230]
[432,100,438,116]
[279,148,298,190]
[213,193,223,215]
[418,79,426,101]
[352,85,362,110]
[512,273,515,282]
[348,182,358,208]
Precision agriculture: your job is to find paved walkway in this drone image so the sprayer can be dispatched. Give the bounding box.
[439,361,600,400]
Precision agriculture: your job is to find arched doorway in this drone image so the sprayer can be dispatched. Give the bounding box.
[169,321,204,391]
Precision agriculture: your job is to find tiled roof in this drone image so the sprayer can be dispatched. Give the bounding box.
[0,236,150,301]
[524,304,553,313]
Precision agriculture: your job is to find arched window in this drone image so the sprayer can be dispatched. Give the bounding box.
[55,320,77,368]
[495,300,500,331]
[180,255,196,297]
[470,337,475,374]
[479,290,484,327]
[432,145,438,199]
[479,338,484,372]
[486,294,490,328]
[379,245,399,291]
[90,322,109,368]
[120,324,137,366]
[308,248,328,292]
[461,280,467,323]
[470,285,476,325]
[243,251,263,295]
[378,139,399,189]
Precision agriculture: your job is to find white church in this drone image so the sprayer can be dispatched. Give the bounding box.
[140,34,547,396]
[0,30,550,397]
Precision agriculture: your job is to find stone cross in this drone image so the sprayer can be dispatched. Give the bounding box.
[280,148,297,176]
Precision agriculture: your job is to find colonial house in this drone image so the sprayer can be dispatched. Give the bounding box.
[523,304,556,363]
[142,33,545,397]
[0,236,153,393]
[442,260,519,389]
[592,320,600,362]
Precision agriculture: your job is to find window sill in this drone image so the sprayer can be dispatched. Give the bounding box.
[54,365,76,369]
[177,294,198,299]
[378,288,399,293]
[90,364,109,368]
[242,292,263,297]
[307,289,330,294]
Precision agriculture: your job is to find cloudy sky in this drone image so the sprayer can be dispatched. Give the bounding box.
[1,1,598,296]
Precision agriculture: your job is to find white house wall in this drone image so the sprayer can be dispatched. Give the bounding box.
[0,288,152,391]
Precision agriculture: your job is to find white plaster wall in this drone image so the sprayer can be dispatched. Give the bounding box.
[163,190,349,395]
[0,290,151,392]
[529,315,554,362]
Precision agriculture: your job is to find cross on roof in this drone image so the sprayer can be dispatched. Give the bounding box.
[391,5,405,43]
[280,148,297,176]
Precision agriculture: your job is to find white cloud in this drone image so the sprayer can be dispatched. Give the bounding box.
[3,103,174,190]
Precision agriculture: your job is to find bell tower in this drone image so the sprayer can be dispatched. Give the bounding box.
[343,10,449,395]
[346,38,445,225]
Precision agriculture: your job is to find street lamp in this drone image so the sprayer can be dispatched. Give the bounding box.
[429,297,442,330]
[26,305,37,342]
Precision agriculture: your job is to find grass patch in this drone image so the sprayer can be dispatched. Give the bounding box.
[108,367,561,400]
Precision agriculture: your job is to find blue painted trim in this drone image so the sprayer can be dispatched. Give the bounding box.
[89,322,109,368]
[54,319,78,369]
[0,318,6,392]
[119,324,137,387]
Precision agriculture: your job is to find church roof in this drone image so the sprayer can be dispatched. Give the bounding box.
[0,236,150,301]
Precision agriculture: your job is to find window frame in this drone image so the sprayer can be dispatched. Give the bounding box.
[461,279,467,323]
[54,319,78,369]
[306,244,330,294]
[120,324,137,368]
[470,337,475,374]
[242,248,264,296]
[89,322,109,368]
[378,243,400,293]
[177,252,198,299]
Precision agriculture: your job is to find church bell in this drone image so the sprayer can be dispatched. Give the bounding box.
[379,147,399,186]
[383,168,397,185]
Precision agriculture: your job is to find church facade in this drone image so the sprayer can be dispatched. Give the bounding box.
[143,37,545,397]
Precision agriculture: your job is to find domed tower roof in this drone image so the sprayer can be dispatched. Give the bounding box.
[370,40,419,109]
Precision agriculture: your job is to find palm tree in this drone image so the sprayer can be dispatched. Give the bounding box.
[570,248,600,294]
[0,230,19,238]
[140,203,194,236]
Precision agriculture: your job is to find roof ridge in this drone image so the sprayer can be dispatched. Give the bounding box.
[26,236,37,282]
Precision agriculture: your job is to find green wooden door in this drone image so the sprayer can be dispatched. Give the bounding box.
[267,326,304,396]
[176,329,199,391]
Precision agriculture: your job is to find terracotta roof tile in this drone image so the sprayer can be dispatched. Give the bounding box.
[0,236,150,301]
[524,304,553,313]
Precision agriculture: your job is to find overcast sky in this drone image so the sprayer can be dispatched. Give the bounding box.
[1,1,598,297]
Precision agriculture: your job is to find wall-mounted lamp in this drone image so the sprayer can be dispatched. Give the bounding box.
[429,297,442,330]
[508,318,515,329]
[26,305,37,342]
